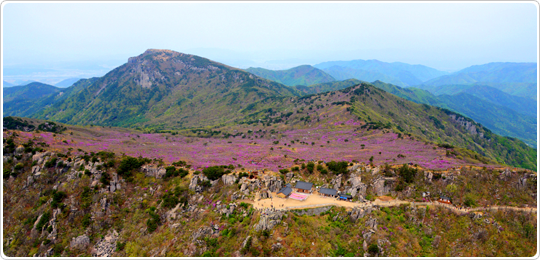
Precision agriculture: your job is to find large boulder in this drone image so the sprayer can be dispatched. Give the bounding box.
[331,174,342,190]
[261,175,283,192]
[222,174,237,186]
[254,209,284,231]
[189,174,209,192]
[349,205,374,222]
[372,177,392,196]
[92,230,119,257]
[70,235,90,250]
[141,165,166,179]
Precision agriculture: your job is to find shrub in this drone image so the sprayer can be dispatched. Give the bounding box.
[44,157,58,168]
[202,166,227,181]
[464,195,476,207]
[100,172,111,186]
[82,214,92,228]
[306,162,315,173]
[117,156,146,179]
[146,208,161,233]
[327,161,349,175]
[3,168,12,179]
[51,190,67,208]
[368,244,379,255]
[279,169,289,174]
[397,164,417,184]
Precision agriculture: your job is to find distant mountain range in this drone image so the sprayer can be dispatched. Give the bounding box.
[417,62,537,100]
[245,65,335,86]
[55,78,82,88]
[3,81,15,87]
[313,59,449,87]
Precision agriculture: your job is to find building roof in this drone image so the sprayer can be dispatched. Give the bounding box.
[277,187,292,196]
[286,183,292,188]
[295,181,313,190]
[319,188,337,196]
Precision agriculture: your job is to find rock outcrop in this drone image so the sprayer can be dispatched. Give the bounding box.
[221,174,237,186]
[254,209,284,231]
[70,235,90,250]
[330,174,342,189]
[372,177,393,196]
[261,175,283,192]
[189,174,209,193]
[92,230,119,257]
[141,165,166,179]
[349,205,374,222]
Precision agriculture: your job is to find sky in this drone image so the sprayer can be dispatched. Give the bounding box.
[2,2,538,85]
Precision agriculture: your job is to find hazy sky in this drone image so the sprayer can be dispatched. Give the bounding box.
[2,2,538,84]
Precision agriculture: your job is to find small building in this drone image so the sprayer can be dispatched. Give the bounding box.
[338,194,353,201]
[276,186,292,198]
[438,196,452,204]
[295,181,313,193]
[319,188,337,198]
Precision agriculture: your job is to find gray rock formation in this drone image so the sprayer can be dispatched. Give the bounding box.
[365,217,378,230]
[70,235,90,250]
[330,174,342,189]
[349,205,374,222]
[92,230,119,257]
[141,165,166,179]
[221,174,237,186]
[189,174,209,193]
[254,209,284,231]
[372,177,393,196]
[192,227,214,241]
[261,175,284,192]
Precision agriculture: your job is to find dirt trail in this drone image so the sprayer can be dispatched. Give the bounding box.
[241,193,537,214]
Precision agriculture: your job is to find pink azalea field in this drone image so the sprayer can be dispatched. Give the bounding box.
[9,122,497,172]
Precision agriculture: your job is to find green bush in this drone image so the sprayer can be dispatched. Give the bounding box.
[51,190,67,208]
[306,162,315,173]
[202,166,228,181]
[368,244,379,255]
[82,214,92,228]
[44,157,58,168]
[326,161,349,175]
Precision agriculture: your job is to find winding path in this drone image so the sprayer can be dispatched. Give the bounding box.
[242,193,537,214]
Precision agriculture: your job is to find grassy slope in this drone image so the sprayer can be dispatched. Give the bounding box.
[245,65,335,86]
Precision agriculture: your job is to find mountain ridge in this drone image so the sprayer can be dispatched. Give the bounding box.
[245,65,335,86]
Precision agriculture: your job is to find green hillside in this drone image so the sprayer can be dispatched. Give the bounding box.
[33,49,299,128]
[245,65,335,86]
[371,81,537,148]
[235,82,536,170]
[3,82,62,117]
[294,79,362,95]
